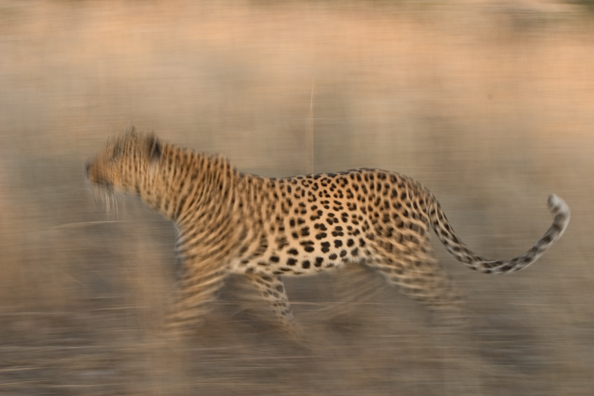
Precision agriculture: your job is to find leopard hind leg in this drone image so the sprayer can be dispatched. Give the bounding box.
[370,238,484,395]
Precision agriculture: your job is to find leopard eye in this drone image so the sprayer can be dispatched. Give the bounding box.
[111,144,123,161]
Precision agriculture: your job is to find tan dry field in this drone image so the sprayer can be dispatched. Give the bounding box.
[0,1,593,395]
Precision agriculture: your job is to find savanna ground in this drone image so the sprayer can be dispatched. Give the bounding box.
[0,1,593,395]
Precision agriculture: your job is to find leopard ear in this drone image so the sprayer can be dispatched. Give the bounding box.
[125,124,137,137]
[146,133,162,163]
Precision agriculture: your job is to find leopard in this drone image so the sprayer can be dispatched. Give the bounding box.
[86,127,570,339]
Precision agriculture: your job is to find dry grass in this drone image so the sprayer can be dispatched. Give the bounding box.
[1,1,593,395]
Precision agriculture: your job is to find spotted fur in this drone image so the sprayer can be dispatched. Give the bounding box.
[86,128,570,338]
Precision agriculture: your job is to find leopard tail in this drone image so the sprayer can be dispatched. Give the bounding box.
[427,194,569,274]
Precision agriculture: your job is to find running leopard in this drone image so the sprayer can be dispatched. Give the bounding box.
[86,127,570,338]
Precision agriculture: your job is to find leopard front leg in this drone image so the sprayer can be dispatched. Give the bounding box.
[245,273,303,340]
[166,255,228,338]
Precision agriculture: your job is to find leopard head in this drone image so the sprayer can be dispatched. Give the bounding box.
[86,126,162,198]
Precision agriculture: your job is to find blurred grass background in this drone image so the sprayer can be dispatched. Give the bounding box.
[0,1,593,395]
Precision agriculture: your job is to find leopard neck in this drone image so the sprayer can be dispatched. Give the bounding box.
[136,143,237,228]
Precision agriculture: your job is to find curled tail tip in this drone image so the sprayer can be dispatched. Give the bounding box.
[547,194,570,217]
